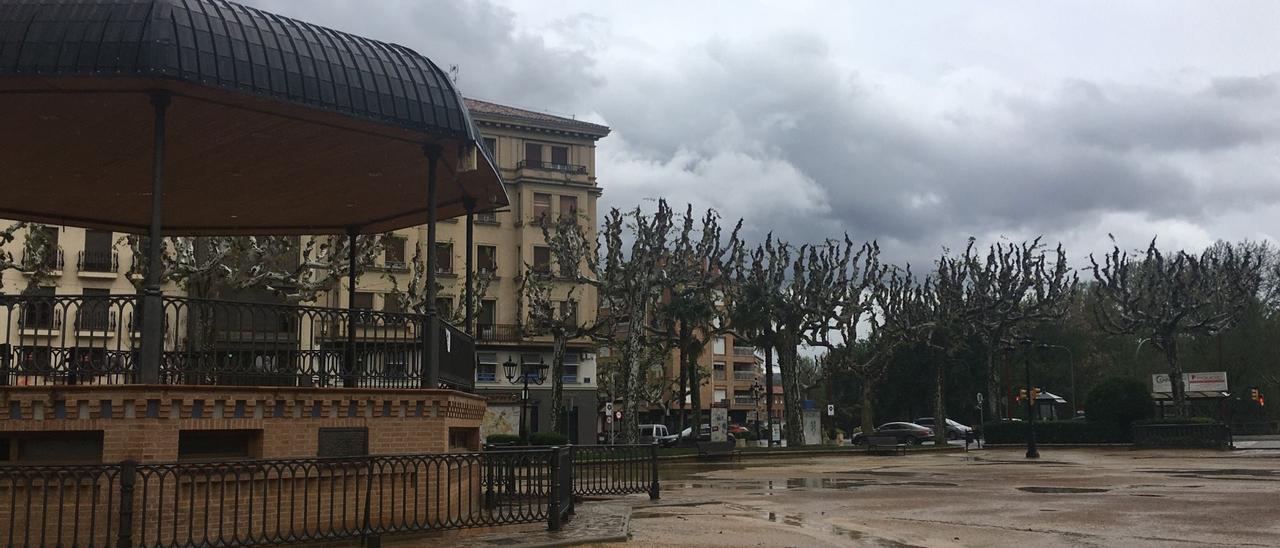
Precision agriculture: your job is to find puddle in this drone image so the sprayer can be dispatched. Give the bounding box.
[829,524,926,548]
[1130,494,1164,497]
[1017,486,1110,494]
[765,511,804,527]
[1143,468,1280,481]
[888,481,959,487]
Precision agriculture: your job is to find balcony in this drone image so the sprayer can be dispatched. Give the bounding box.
[77,249,119,275]
[733,371,756,381]
[516,159,588,175]
[0,294,476,391]
[734,395,755,405]
[476,323,524,343]
[21,247,64,273]
[732,346,756,357]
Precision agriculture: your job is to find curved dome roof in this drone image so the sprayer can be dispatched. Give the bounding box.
[0,0,508,235]
[1,0,471,138]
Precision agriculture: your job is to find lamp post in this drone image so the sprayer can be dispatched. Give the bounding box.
[1022,341,1040,459]
[503,356,548,445]
[750,379,764,440]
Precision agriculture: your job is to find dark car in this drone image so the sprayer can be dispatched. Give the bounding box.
[851,422,934,446]
[914,417,974,440]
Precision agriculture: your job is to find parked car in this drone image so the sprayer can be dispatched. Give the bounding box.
[677,424,736,444]
[850,422,934,446]
[638,424,678,447]
[914,417,974,440]
[728,424,749,435]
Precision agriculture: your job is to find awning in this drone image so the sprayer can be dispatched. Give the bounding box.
[0,0,508,235]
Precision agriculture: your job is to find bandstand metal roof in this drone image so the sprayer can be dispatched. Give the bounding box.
[0,0,508,235]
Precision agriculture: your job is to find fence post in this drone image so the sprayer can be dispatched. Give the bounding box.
[361,456,381,548]
[484,450,496,510]
[547,447,562,531]
[649,442,660,500]
[116,460,137,548]
[0,343,10,386]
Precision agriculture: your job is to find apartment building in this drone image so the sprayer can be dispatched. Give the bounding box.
[322,98,611,444]
[639,334,767,430]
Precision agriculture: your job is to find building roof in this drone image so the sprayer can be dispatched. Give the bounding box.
[465,98,610,138]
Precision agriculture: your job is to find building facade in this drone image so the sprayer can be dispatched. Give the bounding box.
[639,334,768,432]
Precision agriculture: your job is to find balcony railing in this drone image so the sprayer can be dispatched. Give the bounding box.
[21,246,64,271]
[734,395,755,405]
[0,294,475,390]
[732,346,756,356]
[516,159,588,174]
[77,249,119,273]
[733,371,755,381]
[713,370,726,381]
[476,323,524,343]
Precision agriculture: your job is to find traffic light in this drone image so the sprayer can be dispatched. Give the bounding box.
[1251,388,1264,407]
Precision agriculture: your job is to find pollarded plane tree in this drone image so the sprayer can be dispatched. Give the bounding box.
[595,201,676,443]
[648,206,741,432]
[968,239,1077,417]
[522,211,614,435]
[1090,238,1262,415]
[0,221,60,292]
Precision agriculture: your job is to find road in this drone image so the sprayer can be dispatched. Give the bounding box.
[616,448,1280,547]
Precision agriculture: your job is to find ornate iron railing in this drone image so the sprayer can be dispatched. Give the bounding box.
[0,448,583,547]
[0,294,474,390]
[485,444,660,500]
[515,159,588,175]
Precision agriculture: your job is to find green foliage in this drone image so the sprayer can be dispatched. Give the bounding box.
[485,434,521,445]
[982,420,1129,444]
[1085,377,1153,426]
[528,432,569,446]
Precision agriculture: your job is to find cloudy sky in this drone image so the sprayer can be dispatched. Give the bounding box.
[250,0,1280,266]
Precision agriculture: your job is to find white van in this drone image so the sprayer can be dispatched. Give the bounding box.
[638,424,676,446]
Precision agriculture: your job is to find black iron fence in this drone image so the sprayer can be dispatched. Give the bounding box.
[0,448,595,547]
[1132,422,1233,449]
[0,294,474,391]
[486,444,660,500]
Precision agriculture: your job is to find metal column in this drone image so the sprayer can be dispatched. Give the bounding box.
[423,144,442,389]
[345,227,359,388]
[464,198,475,337]
[138,91,170,385]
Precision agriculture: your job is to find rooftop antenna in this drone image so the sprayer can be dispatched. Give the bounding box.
[448,64,459,83]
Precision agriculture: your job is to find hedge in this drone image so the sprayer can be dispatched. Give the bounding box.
[529,431,569,446]
[982,420,1129,444]
[485,434,521,445]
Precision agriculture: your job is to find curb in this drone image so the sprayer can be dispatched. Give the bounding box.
[657,445,966,461]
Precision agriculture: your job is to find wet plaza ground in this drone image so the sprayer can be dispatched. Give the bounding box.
[606,447,1280,547]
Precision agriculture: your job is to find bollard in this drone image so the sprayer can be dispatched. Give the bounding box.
[649,441,660,500]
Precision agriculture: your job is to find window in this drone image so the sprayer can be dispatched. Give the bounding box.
[558,254,577,279]
[550,145,568,167]
[477,352,498,382]
[713,337,726,355]
[383,294,404,314]
[20,286,55,329]
[559,300,578,326]
[434,243,453,274]
[521,353,544,383]
[479,300,496,325]
[532,193,552,223]
[2,431,103,463]
[477,245,497,273]
[562,352,580,383]
[476,210,498,224]
[30,226,60,270]
[352,292,374,310]
[559,195,578,220]
[178,430,260,461]
[533,246,551,274]
[82,229,114,272]
[482,137,497,157]
[714,389,727,403]
[435,297,453,315]
[384,237,406,269]
[449,427,479,451]
[317,428,368,457]
[713,362,726,380]
[79,288,111,331]
[524,142,543,168]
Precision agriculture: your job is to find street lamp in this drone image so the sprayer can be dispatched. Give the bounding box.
[1020,340,1040,459]
[749,379,765,440]
[503,356,548,445]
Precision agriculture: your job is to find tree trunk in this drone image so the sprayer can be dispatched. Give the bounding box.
[985,350,1000,418]
[683,328,702,431]
[934,357,948,446]
[1164,337,1186,417]
[777,336,806,446]
[676,346,688,433]
[860,372,875,435]
[618,326,644,444]
[764,341,775,445]
[550,335,567,435]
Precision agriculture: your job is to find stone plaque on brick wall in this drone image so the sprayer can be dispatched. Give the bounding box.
[317,427,368,457]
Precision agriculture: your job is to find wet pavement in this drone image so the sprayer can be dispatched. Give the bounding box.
[609,448,1280,547]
